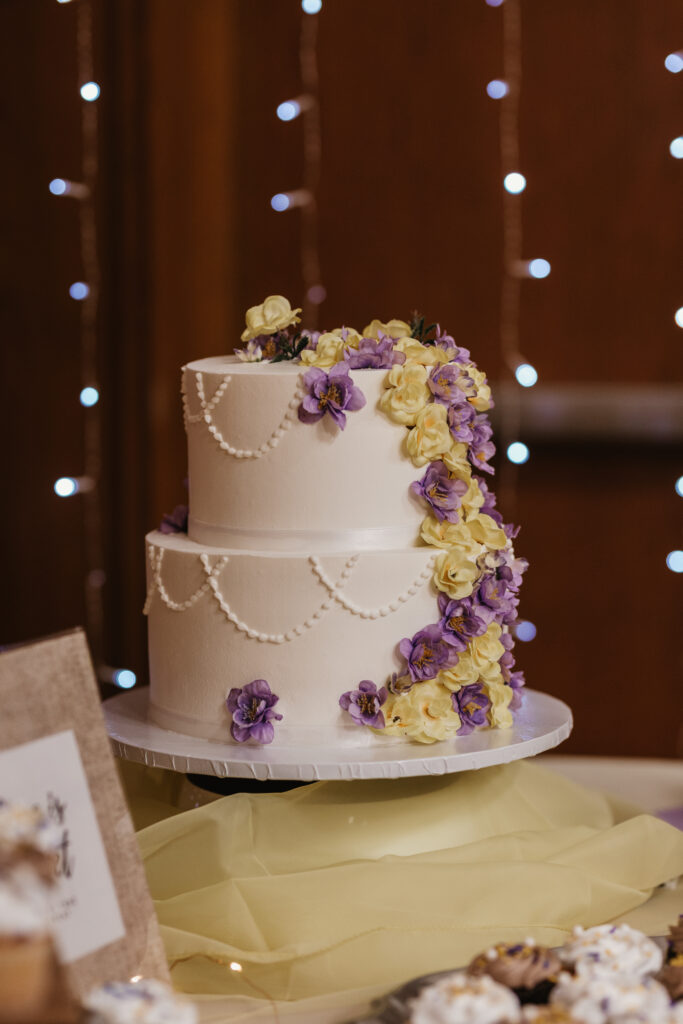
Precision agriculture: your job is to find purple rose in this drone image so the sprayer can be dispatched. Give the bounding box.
[226,679,283,744]
[399,624,458,683]
[411,461,468,522]
[438,592,492,649]
[452,684,490,735]
[339,680,387,728]
[160,504,189,534]
[346,336,406,369]
[298,362,366,430]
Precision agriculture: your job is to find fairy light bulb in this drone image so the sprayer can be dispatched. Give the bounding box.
[515,620,537,641]
[664,52,683,73]
[504,172,526,194]
[271,193,290,212]
[69,281,90,300]
[54,477,78,497]
[486,79,509,99]
[669,136,683,159]
[80,81,100,102]
[277,100,301,122]
[666,550,683,573]
[79,387,99,407]
[515,362,538,387]
[301,0,322,12]
[528,258,551,278]
[113,669,136,689]
[507,441,530,464]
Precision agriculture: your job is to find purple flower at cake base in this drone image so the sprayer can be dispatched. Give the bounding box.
[399,624,458,683]
[387,671,413,695]
[447,400,476,443]
[346,336,406,369]
[438,592,492,649]
[508,671,526,711]
[339,680,388,728]
[411,461,468,523]
[159,504,189,534]
[298,362,366,430]
[226,679,283,744]
[452,684,490,735]
[477,478,503,525]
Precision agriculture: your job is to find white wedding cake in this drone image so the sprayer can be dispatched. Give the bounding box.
[144,297,527,748]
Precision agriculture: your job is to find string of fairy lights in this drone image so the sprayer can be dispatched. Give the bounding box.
[50,0,136,688]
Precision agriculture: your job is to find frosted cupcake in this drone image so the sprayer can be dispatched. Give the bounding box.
[550,972,671,1024]
[409,971,522,1024]
[0,801,61,1021]
[82,979,198,1024]
[468,940,562,1004]
[559,924,663,981]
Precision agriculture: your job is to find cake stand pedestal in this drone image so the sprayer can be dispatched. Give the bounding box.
[103,687,572,783]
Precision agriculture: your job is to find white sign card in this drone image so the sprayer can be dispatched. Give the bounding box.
[0,730,125,961]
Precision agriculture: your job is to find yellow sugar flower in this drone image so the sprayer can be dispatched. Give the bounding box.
[406,403,453,466]
[421,516,482,552]
[460,477,485,521]
[457,363,492,412]
[299,332,347,368]
[442,442,472,480]
[467,513,508,551]
[380,679,461,744]
[485,680,513,728]
[437,655,480,690]
[241,295,301,342]
[363,317,411,340]
[379,363,430,426]
[330,326,362,350]
[470,623,505,677]
[394,337,450,366]
[433,547,480,600]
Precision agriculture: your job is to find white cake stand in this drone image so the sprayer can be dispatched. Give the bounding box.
[103,687,572,782]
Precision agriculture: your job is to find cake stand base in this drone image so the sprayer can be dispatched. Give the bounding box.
[103,688,572,782]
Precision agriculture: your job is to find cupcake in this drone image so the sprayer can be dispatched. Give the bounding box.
[0,801,62,1022]
[559,924,663,981]
[82,979,198,1024]
[409,971,522,1024]
[550,972,671,1024]
[468,940,562,1004]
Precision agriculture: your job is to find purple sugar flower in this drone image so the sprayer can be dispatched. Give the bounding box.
[298,362,366,430]
[452,684,490,735]
[477,478,504,525]
[346,336,406,369]
[339,680,387,728]
[438,593,492,649]
[469,415,496,475]
[434,326,470,364]
[508,671,526,711]
[226,679,283,744]
[428,363,469,406]
[399,624,458,683]
[160,504,189,534]
[411,461,468,522]
[447,401,476,443]
[475,574,518,624]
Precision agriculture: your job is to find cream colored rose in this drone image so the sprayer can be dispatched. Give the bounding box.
[433,547,480,599]
[442,442,472,480]
[394,337,450,366]
[378,363,430,426]
[241,295,302,342]
[299,332,347,368]
[485,680,513,728]
[467,513,508,551]
[363,317,411,340]
[331,326,362,350]
[437,655,479,690]
[460,477,485,521]
[380,679,461,744]
[456,364,492,411]
[469,623,505,682]
[406,403,453,466]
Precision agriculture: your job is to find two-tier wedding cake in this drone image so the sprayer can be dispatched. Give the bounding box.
[144,296,527,748]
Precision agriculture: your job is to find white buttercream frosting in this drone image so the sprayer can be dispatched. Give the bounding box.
[82,979,198,1024]
[560,925,663,980]
[409,971,522,1024]
[550,972,671,1024]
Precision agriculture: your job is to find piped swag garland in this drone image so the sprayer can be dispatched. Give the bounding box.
[227,295,527,745]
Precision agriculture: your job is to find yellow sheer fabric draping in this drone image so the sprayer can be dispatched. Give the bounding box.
[123,760,683,1022]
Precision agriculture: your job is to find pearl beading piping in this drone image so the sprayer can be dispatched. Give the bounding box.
[309,554,436,618]
[144,545,434,642]
[182,371,302,459]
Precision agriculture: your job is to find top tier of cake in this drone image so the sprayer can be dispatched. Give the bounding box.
[182,357,423,552]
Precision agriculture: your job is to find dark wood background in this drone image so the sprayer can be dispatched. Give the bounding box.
[2,0,682,757]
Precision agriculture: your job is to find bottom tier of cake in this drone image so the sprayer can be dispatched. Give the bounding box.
[144,530,443,746]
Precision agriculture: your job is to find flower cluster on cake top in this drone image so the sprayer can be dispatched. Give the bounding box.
[226,296,528,745]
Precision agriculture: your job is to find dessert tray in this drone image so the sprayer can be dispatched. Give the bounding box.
[103,687,572,782]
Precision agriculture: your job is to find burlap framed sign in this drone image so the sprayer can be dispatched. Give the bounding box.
[0,628,169,997]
